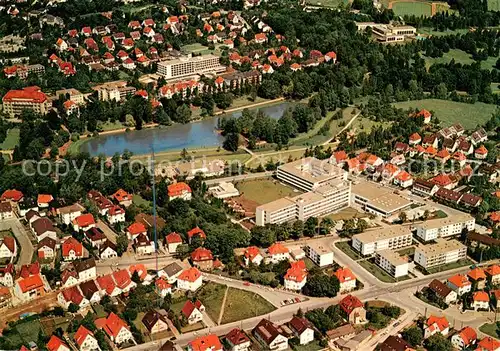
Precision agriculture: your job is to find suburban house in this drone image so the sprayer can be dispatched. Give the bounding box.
[32,217,57,242]
[142,310,170,334]
[468,268,487,290]
[74,258,97,282]
[57,285,89,310]
[95,312,134,345]
[133,233,155,255]
[14,263,47,302]
[187,227,206,244]
[0,236,17,260]
[225,328,251,351]
[253,319,288,351]
[47,335,70,351]
[188,334,222,351]
[447,274,472,296]
[79,280,101,304]
[472,291,490,311]
[167,182,192,201]
[191,247,214,270]
[99,240,118,260]
[112,189,133,207]
[106,206,126,224]
[158,262,184,284]
[428,279,457,304]
[113,269,136,293]
[339,295,367,325]
[423,315,449,339]
[0,201,14,220]
[62,237,84,261]
[84,228,107,248]
[164,232,183,253]
[266,243,290,264]
[284,260,307,291]
[96,274,121,297]
[155,278,172,297]
[243,246,263,266]
[181,300,204,324]
[485,265,500,285]
[177,267,202,291]
[57,204,84,225]
[74,325,100,351]
[73,214,96,232]
[289,316,314,345]
[333,267,357,293]
[451,326,477,350]
[37,237,56,260]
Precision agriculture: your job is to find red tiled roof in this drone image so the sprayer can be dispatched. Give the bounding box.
[61,285,84,305]
[477,337,500,351]
[166,232,182,244]
[417,109,432,118]
[113,189,131,202]
[432,174,453,186]
[490,212,500,222]
[187,227,206,239]
[473,291,489,302]
[73,213,95,228]
[178,267,201,282]
[62,237,83,257]
[284,261,307,283]
[1,189,23,201]
[396,170,412,182]
[74,325,94,347]
[333,267,356,284]
[244,246,261,261]
[101,312,129,338]
[188,334,222,351]
[468,267,486,281]
[127,222,147,235]
[485,265,500,276]
[112,269,131,290]
[97,274,116,295]
[476,145,488,155]
[191,247,213,262]
[47,335,68,351]
[37,194,53,204]
[267,243,289,255]
[129,264,147,281]
[17,273,43,293]
[108,205,124,216]
[168,182,192,197]
[155,277,171,290]
[182,300,198,318]
[225,328,249,346]
[339,295,364,315]
[1,236,15,253]
[426,315,449,332]
[456,326,477,346]
[447,274,470,288]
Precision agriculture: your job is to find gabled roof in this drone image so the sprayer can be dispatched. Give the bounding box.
[73,213,95,228]
[178,267,201,282]
[455,326,477,346]
[79,280,99,299]
[253,319,283,345]
[113,269,132,289]
[477,337,500,351]
[267,243,288,255]
[142,310,169,332]
[188,334,222,351]
[333,267,356,284]
[97,312,129,338]
[61,285,85,305]
[168,182,192,197]
[62,237,83,257]
[181,300,199,318]
[429,279,452,298]
[225,328,250,346]
[74,325,94,347]
[191,247,213,262]
[473,291,489,302]
[284,261,307,283]
[47,335,68,351]
[447,274,470,288]
[339,295,364,315]
[127,222,147,235]
[485,265,500,277]
[37,237,56,250]
[289,316,312,334]
[187,227,206,239]
[165,232,182,244]
[425,315,449,332]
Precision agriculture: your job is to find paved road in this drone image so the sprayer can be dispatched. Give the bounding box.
[0,218,33,267]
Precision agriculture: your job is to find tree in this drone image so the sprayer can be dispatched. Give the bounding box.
[116,234,128,256]
[303,274,340,297]
[402,326,423,347]
[398,212,407,223]
[68,303,80,313]
[424,334,453,351]
[223,133,239,151]
[175,104,192,124]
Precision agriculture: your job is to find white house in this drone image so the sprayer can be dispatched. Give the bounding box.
[177,267,202,291]
[74,325,100,351]
[284,261,307,291]
[266,243,290,264]
[451,327,477,350]
[57,204,84,225]
[472,291,490,311]
[253,319,288,351]
[158,262,184,284]
[133,234,155,255]
[447,274,472,296]
[181,300,204,324]
[99,241,118,260]
[142,311,170,334]
[0,236,16,260]
[106,206,125,224]
[167,182,192,201]
[289,317,314,345]
[243,246,263,266]
[225,329,251,351]
[164,232,182,253]
[423,315,449,339]
[57,286,89,310]
[32,217,57,242]
[333,267,357,293]
[96,312,134,345]
[75,258,97,282]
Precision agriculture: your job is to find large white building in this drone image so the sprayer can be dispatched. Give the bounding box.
[375,250,409,278]
[351,181,412,218]
[414,214,475,242]
[256,180,350,226]
[157,55,226,80]
[414,239,467,269]
[277,157,347,192]
[352,225,412,256]
[305,243,334,267]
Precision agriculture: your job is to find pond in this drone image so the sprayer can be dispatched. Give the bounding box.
[80,102,292,156]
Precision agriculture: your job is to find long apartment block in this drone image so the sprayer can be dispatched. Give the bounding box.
[414,239,467,269]
[351,225,412,256]
[414,214,475,242]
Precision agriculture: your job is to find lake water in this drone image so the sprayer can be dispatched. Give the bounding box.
[80,102,291,156]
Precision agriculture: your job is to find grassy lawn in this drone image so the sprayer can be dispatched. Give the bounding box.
[326,207,366,221]
[0,128,19,150]
[292,340,323,351]
[235,178,301,205]
[170,298,189,315]
[335,241,362,260]
[480,323,500,339]
[3,319,44,346]
[197,282,227,322]
[392,99,498,130]
[350,117,392,134]
[422,49,497,71]
[424,259,474,274]
[97,121,127,132]
[358,259,399,283]
[246,148,307,168]
[396,247,415,256]
[488,0,500,11]
[181,43,222,56]
[304,0,348,7]
[220,288,275,324]
[418,27,469,37]
[392,1,432,17]
[132,194,151,208]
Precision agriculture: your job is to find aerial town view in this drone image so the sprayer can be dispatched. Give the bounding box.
[1,0,500,350]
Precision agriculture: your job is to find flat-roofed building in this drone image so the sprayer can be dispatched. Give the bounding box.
[55,88,86,104]
[357,22,416,43]
[277,157,347,192]
[351,181,412,218]
[255,180,351,226]
[157,55,226,80]
[305,243,333,267]
[415,214,475,242]
[375,250,409,278]
[92,81,136,102]
[414,239,467,269]
[352,225,412,256]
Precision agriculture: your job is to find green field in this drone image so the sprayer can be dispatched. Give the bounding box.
[304,0,348,7]
[220,288,275,324]
[181,43,222,56]
[392,99,498,130]
[418,28,469,37]
[335,241,363,260]
[422,49,498,71]
[235,178,302,205]
[197,282,227,322]
[0,128,19,150]
[358,259,410,283]
[392,2,432,16]
[480,322,500,339]
[488,0,500,11]
[2,319,44,347]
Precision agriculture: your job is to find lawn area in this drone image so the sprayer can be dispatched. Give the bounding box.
[335,241,362,260]
[246,148,307,168]
[358,259,399,283]
[97,120,127,132]
[327,207,366,221]
[350,117,392,134]
[424,259,474,274]
[417,28,469,37]
[181,43,222,56]
[2,319,44,347]
[0,230,13,239]
[170,297,189,315]
[132,194,151,208]
[480,322,500,339]
[392,1,432,17]
[197,282,227,322]
[292,340,323,351]
[392,99,498,130]
[396,247,415,257]
[0,128,19,150]
[488,0,500,11]
[220,288,275,324]
[304,0,348,7]
[422,49,497,71]
[235,178,301,205]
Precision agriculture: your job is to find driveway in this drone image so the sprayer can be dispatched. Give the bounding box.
[0,218,33,267]
[96,219,117,244]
